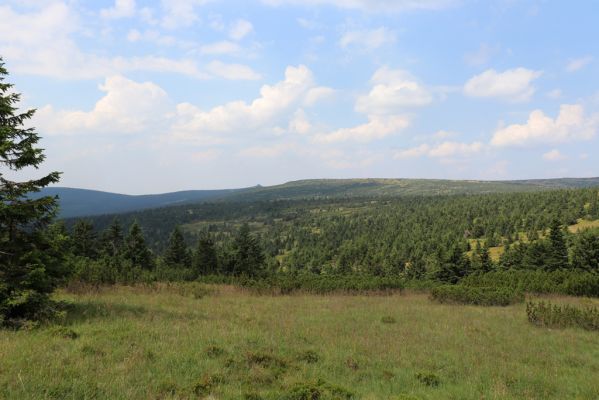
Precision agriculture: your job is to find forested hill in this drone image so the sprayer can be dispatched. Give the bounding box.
[39,177,599,218]
[32,187,240,218]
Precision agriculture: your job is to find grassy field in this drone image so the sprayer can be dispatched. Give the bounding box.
[1,285,598,400]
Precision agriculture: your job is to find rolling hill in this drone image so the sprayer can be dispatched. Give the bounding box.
[35,177,599,218]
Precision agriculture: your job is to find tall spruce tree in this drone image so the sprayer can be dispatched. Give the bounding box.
[546,219,569,270]
[100,218,124,258]
[193,233,218,275]
[232,223,264,277]
[164,227,191,267]
[0,57,62,324]
[71,220,97,259]
[123,222,153,270]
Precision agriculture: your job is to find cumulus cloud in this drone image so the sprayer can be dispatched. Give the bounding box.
[394,141,483,159]
[312,115,409,143]
[0,3,259,80]
[160,0,211,29]
[171,65,331,142]
[356,67,433,114]
[566,56,592,72]
[229,19,254,40]
[464,68,542,102]
[339,27,395,50]
[261,0,456,13]
[491,104,598,147]
[35,76,171,135]
[543,149,566,161]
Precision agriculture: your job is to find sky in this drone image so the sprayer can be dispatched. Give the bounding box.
[1,0,598,194]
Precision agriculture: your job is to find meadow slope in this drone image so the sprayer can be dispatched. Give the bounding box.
[1,285,598,399]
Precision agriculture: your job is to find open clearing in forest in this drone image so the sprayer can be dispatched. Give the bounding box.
[1,285,598,399]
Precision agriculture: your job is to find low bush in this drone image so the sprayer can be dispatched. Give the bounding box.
[430,285,524,306]
[240,273,404,295]
[526,301,599,331]
[282,379,354,400]
[461,270,599,297]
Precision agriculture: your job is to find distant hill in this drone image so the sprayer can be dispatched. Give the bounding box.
[36,177,599,218]
[31,187,241,218]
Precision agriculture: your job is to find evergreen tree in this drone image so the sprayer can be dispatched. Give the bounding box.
[546,219,569,270]
[100,218,124,258]
[570,230,599,271]
[164,227,191,267]
[232,223,264,277]
[123,222,153,269]
[193,233,218,275]
[71,220,97,258]
[0,58,63,324]
[433,245,471,284]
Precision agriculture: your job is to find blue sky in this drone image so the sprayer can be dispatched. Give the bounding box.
[1,0,598,194]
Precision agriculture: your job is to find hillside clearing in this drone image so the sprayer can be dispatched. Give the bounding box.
[1,285,598,399]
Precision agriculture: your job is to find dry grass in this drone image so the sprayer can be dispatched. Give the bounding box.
[1,286,598,399]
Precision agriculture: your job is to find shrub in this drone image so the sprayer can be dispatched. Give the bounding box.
[241,273,404,295]
[526,301,599,331]
[461,270,599,297]
[381,316,397,324]
[415,371,441,387]
[296,350,320,364]
[282,379,354,400]
[430,285,524,306]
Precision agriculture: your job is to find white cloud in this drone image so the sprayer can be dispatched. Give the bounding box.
[303,86,335,106]
[288,109,312,134]
[205,61,262,80]
[394,141,483,159]
[566,56,592,72]
[100,0,136,19]
[35,76,171,135]
[339,27,395,50]
[355,67,433,115]
[313,115,409,144]
[0,3,217,79]
[464,68,542,102]
[261,0,456,13]
[229,19,254,40]
[491,104,598,147]
[543,149,566,161]
[171,65,328,142]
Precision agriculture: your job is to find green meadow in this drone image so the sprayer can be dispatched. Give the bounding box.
[1,285,598,400]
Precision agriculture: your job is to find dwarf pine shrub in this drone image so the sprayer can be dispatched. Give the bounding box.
[430,285,524,306]
[526,301,599,331]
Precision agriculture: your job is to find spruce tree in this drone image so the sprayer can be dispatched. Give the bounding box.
[0,57,63,324]
[193,233,218,275]
[100,218,124,257]
[232,223,264,277]
[164,227,191,267]
[71,220,97,259]
[570,230,599,271]
[123,222,153,270]
[546,219,569,270]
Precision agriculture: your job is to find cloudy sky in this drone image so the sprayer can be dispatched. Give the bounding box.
[2,0,598,194]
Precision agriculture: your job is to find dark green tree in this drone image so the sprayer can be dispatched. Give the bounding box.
[193,233,218,275]
[0,57,63,324]
[432,245,471,284]
[231,223,264,277]
[164,226,191,267]
[100,218,124,258]
[570,230,599,271]
[546,219,569,270]
[71,220,97,258]
[123,222,153,269]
